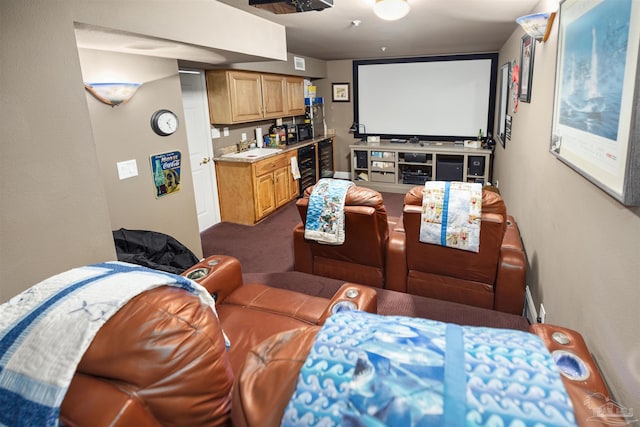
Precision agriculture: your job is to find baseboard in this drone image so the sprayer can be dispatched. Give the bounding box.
[524,285,537,324]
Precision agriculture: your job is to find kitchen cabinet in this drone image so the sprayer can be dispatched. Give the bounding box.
[206,70,303,124]
[285,76,305,116]
[260,73,287,119]
[215,151,299,225]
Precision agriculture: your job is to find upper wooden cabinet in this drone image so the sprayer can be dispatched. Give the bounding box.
[285,76,305,116]
[261,73,287,119]
[206,70,305,124]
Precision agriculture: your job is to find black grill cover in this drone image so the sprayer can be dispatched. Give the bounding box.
[113,228,199,274]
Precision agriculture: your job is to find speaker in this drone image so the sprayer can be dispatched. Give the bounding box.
[355,151,368,169]
[436,157,463,181]
[468,156,485,176]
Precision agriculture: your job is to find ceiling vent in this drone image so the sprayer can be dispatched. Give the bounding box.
[248,0,333,14]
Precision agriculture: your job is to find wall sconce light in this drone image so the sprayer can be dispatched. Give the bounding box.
[373,0,410,21]
[516,11,557,42]
[84,82,142,107]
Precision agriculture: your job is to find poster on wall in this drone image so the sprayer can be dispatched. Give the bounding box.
[550,0,640,205]
[150,151,182,198]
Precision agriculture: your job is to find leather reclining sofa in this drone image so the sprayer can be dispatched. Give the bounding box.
[294,184,527,314]
[60,255,377,426]
[58,255,626,427]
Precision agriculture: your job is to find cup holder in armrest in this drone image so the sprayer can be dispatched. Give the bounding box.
[330,300,358,315]
[552,350,590,381]
[186,267,210,280]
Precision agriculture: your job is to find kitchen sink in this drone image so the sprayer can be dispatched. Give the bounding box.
[221,147,283,160]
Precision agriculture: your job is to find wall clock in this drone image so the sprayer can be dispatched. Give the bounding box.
[150,109,178,136]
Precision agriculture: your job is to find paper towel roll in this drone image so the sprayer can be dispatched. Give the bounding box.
[256,128,263,148]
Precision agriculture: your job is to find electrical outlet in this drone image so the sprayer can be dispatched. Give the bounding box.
[538,304,546,323]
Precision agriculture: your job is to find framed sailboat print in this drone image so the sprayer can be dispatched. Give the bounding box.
[550,0,640,205]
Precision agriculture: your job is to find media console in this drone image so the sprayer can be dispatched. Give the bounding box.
[350,141,492,193]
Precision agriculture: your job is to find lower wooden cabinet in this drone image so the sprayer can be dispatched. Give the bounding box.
[215,151,299,225]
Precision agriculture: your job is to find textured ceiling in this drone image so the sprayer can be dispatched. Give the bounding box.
[75,0,542,64]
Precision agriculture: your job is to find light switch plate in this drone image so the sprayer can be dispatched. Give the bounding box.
[117,159,138,180]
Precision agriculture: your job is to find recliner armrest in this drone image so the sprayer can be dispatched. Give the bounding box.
[182,255,243,303]
[319,283,378,324]
[494,216,526,314]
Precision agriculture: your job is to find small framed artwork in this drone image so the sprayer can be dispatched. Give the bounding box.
[332,83,350,102]
[519,34,535,102]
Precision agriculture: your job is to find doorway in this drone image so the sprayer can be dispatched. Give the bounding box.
[180,69,221,231]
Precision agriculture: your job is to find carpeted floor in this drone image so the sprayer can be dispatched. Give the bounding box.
[200,190,529,331]
[200,191,405,273]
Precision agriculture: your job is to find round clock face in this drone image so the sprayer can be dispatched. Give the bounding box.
[151,109,178,136]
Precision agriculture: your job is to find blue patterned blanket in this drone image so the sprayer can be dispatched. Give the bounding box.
[282,311,577,427]
[304,178,354,245]
[0,262,220,427]
[420,181,483,253]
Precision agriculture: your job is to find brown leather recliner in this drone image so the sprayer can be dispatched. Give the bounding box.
[59,255,377,426]
[386,186,526,314]
[293,185,398,288]
[233,323,629,427]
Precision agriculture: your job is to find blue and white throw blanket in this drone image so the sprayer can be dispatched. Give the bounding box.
[304,178,354,245]
[420,181,483,253]
[0,261,221,427]
[282,311,577,427]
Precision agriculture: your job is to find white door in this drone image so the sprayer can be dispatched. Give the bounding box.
[180,70,221,231]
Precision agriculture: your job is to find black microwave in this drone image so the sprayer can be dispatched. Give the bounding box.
[296,124,313,142]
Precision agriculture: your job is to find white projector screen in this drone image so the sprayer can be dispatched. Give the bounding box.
[353,54,498,141]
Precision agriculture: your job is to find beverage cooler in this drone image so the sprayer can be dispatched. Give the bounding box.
[318,138,334,178]
[297,144,317,194]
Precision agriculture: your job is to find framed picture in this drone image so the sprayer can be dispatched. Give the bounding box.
[550,0,640,206]
[496,62,510,147]
[332,82,350,102]
[519,34,535,103]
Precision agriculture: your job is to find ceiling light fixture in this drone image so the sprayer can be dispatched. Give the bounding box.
[373,0,410,21]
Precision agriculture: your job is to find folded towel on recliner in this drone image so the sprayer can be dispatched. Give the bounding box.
[420,181,482,252]
[304,178,354,245]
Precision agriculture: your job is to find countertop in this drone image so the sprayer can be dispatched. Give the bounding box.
[213,135,333,164]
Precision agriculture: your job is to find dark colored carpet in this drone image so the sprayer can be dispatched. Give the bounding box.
[201,191,405,273]
[201,191,529,331]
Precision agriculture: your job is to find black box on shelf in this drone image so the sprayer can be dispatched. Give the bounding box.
[402,171,430,185]
[404,152,427,163]
[436,156,464,181]
[468,156,485,176]
[355,151,368,168]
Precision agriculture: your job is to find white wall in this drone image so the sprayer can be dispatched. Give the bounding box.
[0,0,287,301]
[493,1,640,411]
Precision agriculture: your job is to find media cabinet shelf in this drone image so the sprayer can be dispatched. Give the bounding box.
[350,142,492,194]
